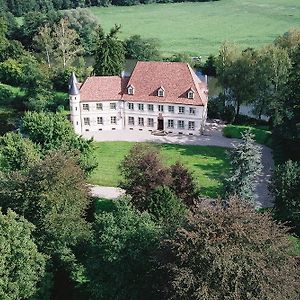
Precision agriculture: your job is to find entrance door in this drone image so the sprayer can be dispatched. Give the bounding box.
[157,118,164,130]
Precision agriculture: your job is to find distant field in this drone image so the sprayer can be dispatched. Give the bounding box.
[89,142,230,198]
[89,0,300,57]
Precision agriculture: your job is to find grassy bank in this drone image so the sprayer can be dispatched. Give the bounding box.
[89,142,230,198]
[223,124,272,147]
[89,0,300,56]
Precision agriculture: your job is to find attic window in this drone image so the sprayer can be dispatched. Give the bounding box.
[128,85,134,95]
[188,90,194,99]
[158,87,165,97]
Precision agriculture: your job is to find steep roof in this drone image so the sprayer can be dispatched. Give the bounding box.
[69,72,80,95]
[122,61,207,105]
[79,76,129,101]
[77,62,208,105]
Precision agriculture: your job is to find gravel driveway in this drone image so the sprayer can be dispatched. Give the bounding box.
[86,120,274,208]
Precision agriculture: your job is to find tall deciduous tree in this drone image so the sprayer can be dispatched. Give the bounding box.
[34,24,54,68]
[152,198,300,300]
[216,43,257,118]
[0,209,46,299]
[93,24,125,76]
[224,129,262,202]
[252,45,291,120]
[52,18,83,68]
[124,34,160,61]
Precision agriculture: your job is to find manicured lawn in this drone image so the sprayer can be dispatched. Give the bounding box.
[88,0,300,57]
[88,141,230,198]
[223,124,272,147]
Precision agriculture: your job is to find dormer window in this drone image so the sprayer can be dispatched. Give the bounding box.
[187,89,195,99]
[157,87,165,97]
[127,85,134,95]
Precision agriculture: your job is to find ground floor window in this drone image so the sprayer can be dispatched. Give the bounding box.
[178,120,184,129]
[84,117,90,126]
[188,121,195,130]
[168,119,174,128]
[138,117,144,126]
[128,116,134,125]
[148,118,154,127]
[111,116,117,124]
[97,117,103,125]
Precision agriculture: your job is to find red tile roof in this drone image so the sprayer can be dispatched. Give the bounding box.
[78,62,208,106]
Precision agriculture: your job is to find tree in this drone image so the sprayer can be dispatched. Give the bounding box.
[93,24,125,76]
[0,209,46,299]
[202,54,216,76]
[21,111,97,174]
[147,186,186,226]
[275,28,300,55]
[86,197,160,300]
[124,34,160,61]
[119,143,170,210]
[169,161,199,206]
[251,45,291,120]
[62,8,98,55]
[0,151,91,253]
[52,18,83,68]
[0,132,40,172]
[270,160,300,234]
[216,43,257,118]
[224,129,262,202]
[152,198,300,300]
[33,24,54,68]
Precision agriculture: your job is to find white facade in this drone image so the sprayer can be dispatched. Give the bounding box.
[73,99,207,135]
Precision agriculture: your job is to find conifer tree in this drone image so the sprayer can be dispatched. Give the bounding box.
[224,129,262,202]
[93,24,125,76]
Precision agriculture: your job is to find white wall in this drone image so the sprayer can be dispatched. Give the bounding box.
[77,100,206,135]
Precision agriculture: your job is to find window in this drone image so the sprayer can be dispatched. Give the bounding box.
[83,104,89,111]
[148,104,154,111]
[84,117,90,126]
[128,103,134,110]
[96,103,102,110]
[178,120,184,129]
[168,119,174,128]
[188,90,194,99]
[158,87,165,97]
[179,106,185,114]
[111,116,117,124]
[158,105,164,112]
[128,116,134,125]
[138,103,144,111]
[138,117,144,126]
[188,121,195,130]
[189,107,196,115]
[168,106,174,113]
[97,117,103,125]
[110,103,116,110]
[128,85,134,95]
[148,118,154,127]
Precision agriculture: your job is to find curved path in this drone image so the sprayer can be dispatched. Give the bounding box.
[86,121,274,208]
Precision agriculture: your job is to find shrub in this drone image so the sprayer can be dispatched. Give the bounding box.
[223,124,272,147]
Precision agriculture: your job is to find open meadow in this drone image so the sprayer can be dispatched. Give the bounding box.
[89,0,300,57]
[88,141,230,198]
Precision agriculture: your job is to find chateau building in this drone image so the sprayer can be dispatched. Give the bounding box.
[69,61,208,135]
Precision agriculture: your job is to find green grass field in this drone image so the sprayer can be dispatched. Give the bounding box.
[88,142,230,198]
[89,0,300,57]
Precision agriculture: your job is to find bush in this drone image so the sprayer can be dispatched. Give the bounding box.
[207,95,235,123]
[223,124,272,147]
